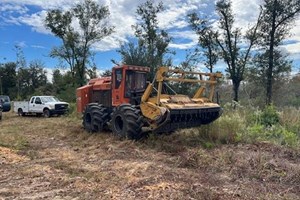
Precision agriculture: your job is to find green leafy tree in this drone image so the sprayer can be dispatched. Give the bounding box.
[17,67,31,99]
[14,45,27,99]
[45,0,114,86]
[246,50,291,107]
[17,60,48,99]
[0,62,17,98]
[172,51,199,95]
[249,50,291,84]
[15,45,27,69]
[33,83,55,96]
[52,69,76,102]
[117,0,173,80]
[114,41,148,67]
[257,0,300,105]
[28,60,48,90]
[215,0,261,102]
[188,13,219,73]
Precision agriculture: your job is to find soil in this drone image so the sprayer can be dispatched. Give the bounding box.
[0,113,299,200]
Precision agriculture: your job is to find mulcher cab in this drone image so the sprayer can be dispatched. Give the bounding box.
[76,65,222,139]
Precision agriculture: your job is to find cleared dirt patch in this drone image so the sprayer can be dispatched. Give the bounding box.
[0,112,299,199]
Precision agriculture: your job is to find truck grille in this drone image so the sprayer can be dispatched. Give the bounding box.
[55,104,68,110]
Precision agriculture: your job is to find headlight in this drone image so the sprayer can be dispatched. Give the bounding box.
[48,104,55,109]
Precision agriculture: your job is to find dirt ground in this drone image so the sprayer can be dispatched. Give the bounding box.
[0,113,299,200]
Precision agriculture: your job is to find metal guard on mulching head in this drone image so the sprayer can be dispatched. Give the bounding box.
[140,67,223,133]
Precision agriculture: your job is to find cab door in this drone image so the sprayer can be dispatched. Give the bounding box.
[30,97,42,113]
[112,68,123,106]
[34,97,44,113]
[29,97,36,112]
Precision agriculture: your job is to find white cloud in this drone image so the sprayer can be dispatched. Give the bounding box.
[15,41,27,48]
[0,4,29,14]
[91,0,138,51]
[1,0,300,60]
[18,10,50,34]
[231,0,261,28]
[0,0,76,10]
[290,18,300,42]
[157,2,198,30]
[169,30,198,49]
[31,45,46,49]
[0,0,212,52]
[282,42,300,55]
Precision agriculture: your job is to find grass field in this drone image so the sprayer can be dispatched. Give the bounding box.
[0,111,299,199]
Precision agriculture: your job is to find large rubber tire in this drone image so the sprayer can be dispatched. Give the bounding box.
[18,108,25,116]
[111,104,144,140]
[83,104,110,133]
[43,109,51,118]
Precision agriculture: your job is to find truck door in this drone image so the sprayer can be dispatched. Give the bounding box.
[33,97,43,113]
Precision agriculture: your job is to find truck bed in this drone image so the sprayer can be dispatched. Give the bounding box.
[13,101,29,113]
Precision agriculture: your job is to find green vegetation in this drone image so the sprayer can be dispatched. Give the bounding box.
[60,101,300,149]
[192,104,300,148]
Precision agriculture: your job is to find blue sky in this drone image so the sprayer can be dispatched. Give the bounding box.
[1,0,300,80]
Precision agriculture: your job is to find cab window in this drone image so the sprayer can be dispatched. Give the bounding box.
[115,69,122,89]
[125,71,147,97]
[35,97,42,104]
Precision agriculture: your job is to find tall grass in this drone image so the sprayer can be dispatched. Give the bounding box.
[197,104,300,148]
[279,107,300,137]
[65,102,82,120]
[67,101,300,148]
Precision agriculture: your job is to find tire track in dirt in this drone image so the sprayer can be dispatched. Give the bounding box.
[0,114,299,199]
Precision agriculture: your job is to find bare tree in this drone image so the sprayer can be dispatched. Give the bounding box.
[215,0,261,102]
[257,0,300,105]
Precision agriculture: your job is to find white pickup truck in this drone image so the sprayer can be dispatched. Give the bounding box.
[14,96,69,117]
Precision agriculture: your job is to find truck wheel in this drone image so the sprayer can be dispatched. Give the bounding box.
[83,104,109,133]
[111,104,144,140]
[18,108,24,116]
[43,109,51,118]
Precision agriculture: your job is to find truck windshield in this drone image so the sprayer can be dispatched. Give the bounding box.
[41,96,60,103]
[125,71,147,97]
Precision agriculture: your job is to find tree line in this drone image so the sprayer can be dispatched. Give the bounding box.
[0,0,300,106]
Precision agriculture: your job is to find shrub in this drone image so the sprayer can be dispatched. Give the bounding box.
[280,129,298,147]
[260,105,280,126]
[244,124,264,143]
[242,124,298,147]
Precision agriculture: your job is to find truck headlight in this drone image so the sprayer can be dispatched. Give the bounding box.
[48,104,55,109]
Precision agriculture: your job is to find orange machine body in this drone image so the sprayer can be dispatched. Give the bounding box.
[76,65,150,113]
